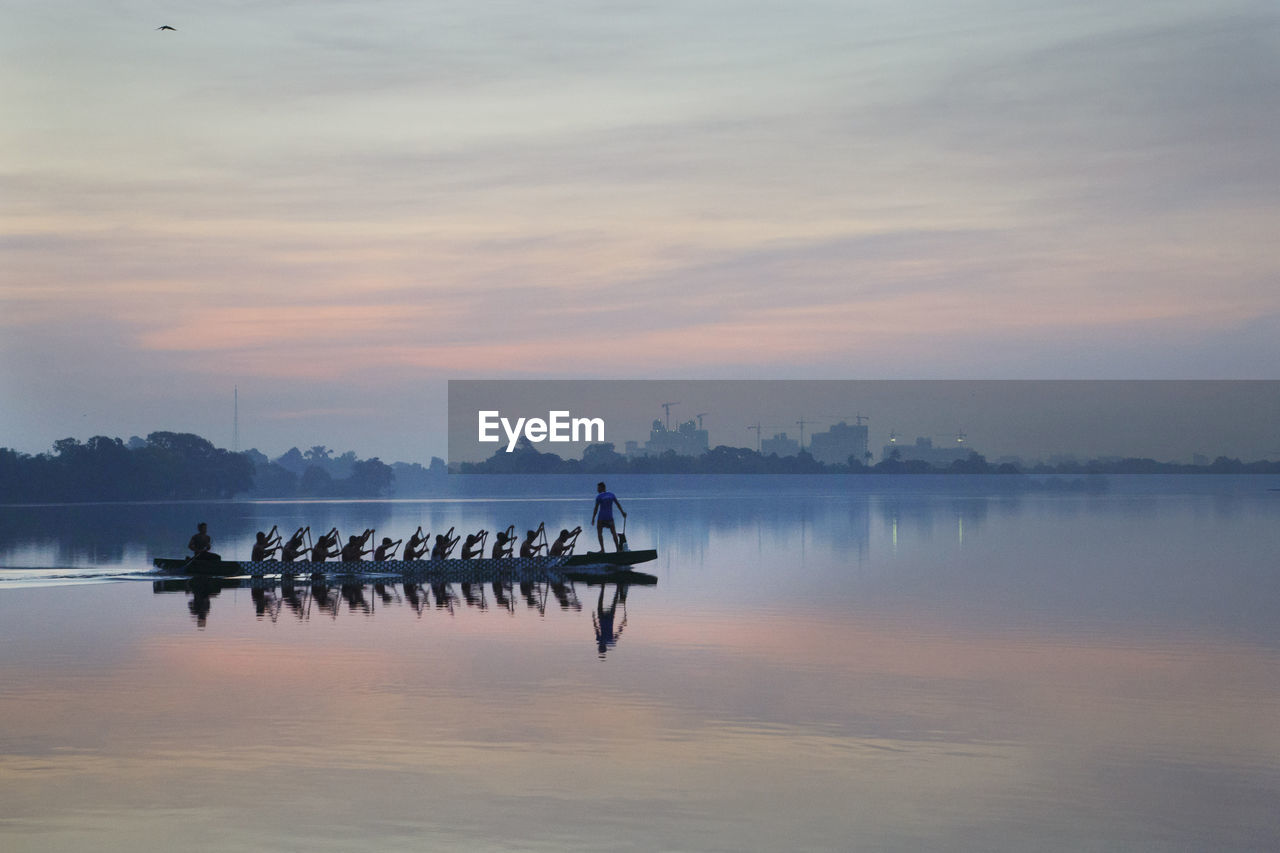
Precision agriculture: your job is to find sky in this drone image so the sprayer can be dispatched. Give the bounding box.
[3,1,1279,463]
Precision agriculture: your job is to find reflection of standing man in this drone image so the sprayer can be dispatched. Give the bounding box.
[591,482,627,552]
[593,584,628,658]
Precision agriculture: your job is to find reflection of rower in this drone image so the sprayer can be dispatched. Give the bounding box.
[492,580,514,612]
[431,582,456,612]
[281,575,305,617]
[403,582,425,615]
[520,580,544,614]
[341,583,369,613]
[252,584,281,620]
[461,582,487,610]
[593,584,628,658]
[549,581,580,611]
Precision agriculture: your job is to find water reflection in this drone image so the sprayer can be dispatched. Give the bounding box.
[153,574,650,657]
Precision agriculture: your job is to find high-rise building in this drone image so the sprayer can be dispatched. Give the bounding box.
[761,432,800,457]
[808,421,870,467]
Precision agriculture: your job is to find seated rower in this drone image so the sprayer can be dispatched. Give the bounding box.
[374,536,402,561]
[403,526,428,561]
[519,524,546,558]
[251,525,282,561]
[340,535,371,562]
[311,527,340,562]
[548,526,582,557]
[462,529,487,559]
[282,527,308,562]
[491,526,516,559]
[430,527,459,560]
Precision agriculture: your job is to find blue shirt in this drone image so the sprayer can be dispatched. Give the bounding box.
[594,491,618,523]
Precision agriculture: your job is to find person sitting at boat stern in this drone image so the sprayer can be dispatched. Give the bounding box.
[591,482,627,552]
[188,522,220,561]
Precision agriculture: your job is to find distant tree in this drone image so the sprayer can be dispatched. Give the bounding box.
[298,465,334,497]
[344,458,394,497]
[304,445,332,463]
[274,447,308,475]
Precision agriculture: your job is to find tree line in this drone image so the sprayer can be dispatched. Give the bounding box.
[0,433,447,504]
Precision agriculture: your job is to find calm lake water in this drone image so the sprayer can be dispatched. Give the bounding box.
[2,475,1279,852]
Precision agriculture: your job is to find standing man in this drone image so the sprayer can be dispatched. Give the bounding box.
[591,482,627,552]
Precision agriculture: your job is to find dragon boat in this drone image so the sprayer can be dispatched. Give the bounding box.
[152,549,658,584]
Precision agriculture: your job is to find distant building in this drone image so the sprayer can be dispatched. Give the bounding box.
[881,436,975,467]
[761,432,800,457]
[808,421,870,467]
[629,418,710,458]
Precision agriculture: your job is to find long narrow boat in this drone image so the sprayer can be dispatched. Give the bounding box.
[153,549,658,581]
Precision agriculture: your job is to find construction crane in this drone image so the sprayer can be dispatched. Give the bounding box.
[795,417,813,450]
[695,413,708,430]
[661,402,680,430]
[747,422,762,453]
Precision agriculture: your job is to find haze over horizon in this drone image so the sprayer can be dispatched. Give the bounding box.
[4,1,1279,463]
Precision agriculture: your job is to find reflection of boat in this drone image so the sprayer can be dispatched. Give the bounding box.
[153,549,658,579]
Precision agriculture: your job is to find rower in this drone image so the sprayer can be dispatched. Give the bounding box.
[251,525,282,561]
[339,535,370,562]
[462,529,487,559]
[311,527,340,562]
[374,536,402,561]
[491,526,516,558]
[519,524,546,558]
[431,527,458,560]
[549,526,581,557]
[282,527,308,562]
[403,526,428,560]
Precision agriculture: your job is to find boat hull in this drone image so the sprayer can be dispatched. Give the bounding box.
[153,549,657,580]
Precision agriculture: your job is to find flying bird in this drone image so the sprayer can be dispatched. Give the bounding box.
[156,25,176,31]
